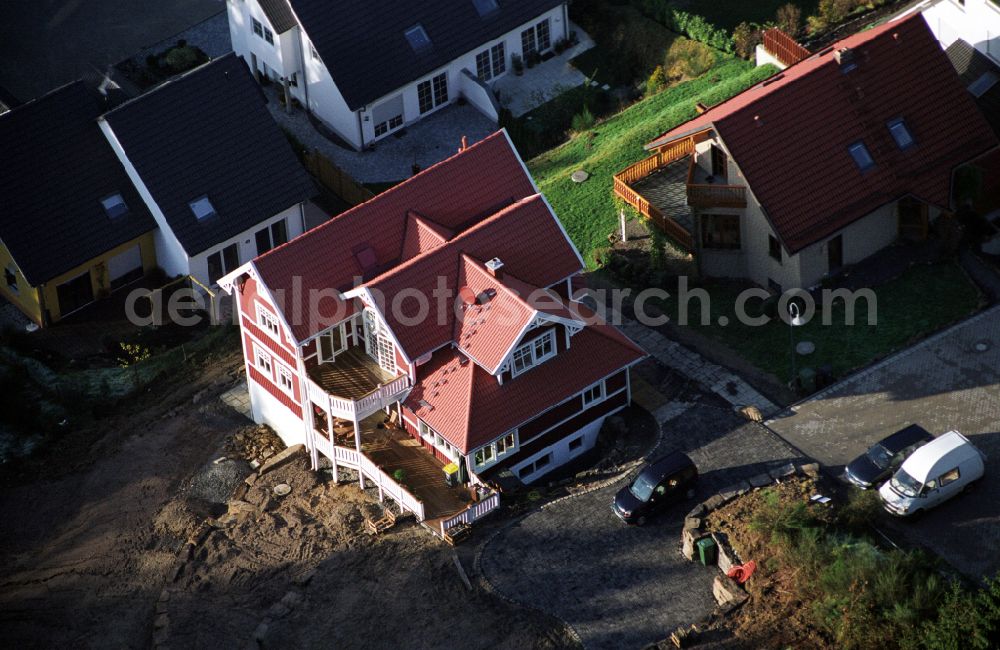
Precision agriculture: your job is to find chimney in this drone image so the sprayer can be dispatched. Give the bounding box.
[835,47,855,68]
[459,135,468,152]
[695,102,708,114]
[485,257,504,279]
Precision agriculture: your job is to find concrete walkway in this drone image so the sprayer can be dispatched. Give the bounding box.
[493,22,596,117]
[608,304,778,416]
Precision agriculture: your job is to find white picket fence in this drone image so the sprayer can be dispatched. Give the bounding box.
[325,442,426,521]
[439,491,501,536]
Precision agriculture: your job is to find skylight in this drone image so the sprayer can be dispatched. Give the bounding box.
[472,0,499,16]
[404,24,432,52]
[189,196,217,220]
[969,71,999,98]
[100,193,129,218]
[887,118,915,150]
[848,142,875,171]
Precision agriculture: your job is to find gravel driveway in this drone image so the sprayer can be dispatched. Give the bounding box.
[481,387,801,649]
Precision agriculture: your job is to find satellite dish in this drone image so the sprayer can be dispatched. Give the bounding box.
[458,286,476,306]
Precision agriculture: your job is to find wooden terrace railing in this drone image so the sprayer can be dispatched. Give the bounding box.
[439,490,501,536]
[612,137,696,250]
[762,28,811,68]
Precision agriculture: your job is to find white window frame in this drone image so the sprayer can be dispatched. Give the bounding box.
[511,329,556,377]
[582,380,605,407]
[474,430,518,470]
[252,18,263,38]
[254,345,272,374]
[418,419,459,461]
[257,303,281,338]
[276,363,294,396]
[264,26,274,45]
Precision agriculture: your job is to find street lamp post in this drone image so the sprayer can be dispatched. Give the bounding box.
[788,301,805,389]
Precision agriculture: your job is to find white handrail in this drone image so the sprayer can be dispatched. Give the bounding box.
[440,491,501,535]
[323,443,425,521]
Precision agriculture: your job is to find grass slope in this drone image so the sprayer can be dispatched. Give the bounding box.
[527,58,777,266]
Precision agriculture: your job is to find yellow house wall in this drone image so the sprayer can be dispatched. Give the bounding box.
[0,239,44,324]
[1,232,157,325]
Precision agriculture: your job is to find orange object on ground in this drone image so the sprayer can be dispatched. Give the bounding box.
[727,560,757,584]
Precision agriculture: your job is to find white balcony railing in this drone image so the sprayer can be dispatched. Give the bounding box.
[322,441,426,521]
[309,374,412,421]
[439,491,501,536]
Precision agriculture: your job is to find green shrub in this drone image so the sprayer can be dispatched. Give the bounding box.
[571,106,595,133]
[732,22,763,60]
[915,577,1000,650]
[665,38,716,80]
[835,487,882,533]
[633,0,734,52]
[645,65,667,96]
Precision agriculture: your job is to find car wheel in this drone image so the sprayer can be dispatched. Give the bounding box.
[636,515,647,526]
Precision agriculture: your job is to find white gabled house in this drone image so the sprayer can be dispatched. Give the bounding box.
[907,0,1000,62]
[99,53,316,289]
[226,0,569,150]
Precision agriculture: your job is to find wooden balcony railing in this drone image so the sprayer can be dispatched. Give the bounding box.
[685,156,747,208]
[762,28,810,68]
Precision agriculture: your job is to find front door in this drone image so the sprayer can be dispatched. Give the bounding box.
[56,271,95,316]
[710,145,728,182]
[898,197,929,242]
[828,234,843,274]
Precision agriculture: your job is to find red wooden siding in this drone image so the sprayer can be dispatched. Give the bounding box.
[248,363,303,418]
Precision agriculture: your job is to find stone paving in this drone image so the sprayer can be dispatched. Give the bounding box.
[220,384,253,421]
[265,86,496,183]
[480,381,801,649]
[766,303,1000,578]
[493,22,596,117]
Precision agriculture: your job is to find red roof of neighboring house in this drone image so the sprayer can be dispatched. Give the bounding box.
[253,130,537,342]
[645,14,999,254]
[360,194,583,362]
[405,304,646,453]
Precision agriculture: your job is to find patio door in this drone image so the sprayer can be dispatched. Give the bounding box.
[56,271,95,316]
[362,308,395,373]
[710,145,728,182]
[318,323,346,362]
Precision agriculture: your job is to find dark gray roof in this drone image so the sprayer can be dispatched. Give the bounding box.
[259,0,298,33]
[104,54,316,257]
[0,82,156,285]
[289,0,564,110]
[945,39,1000,138]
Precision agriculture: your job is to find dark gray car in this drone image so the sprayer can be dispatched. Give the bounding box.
[844,424,934,489]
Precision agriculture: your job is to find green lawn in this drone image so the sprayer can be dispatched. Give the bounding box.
[525,58,777,266]
[647,262,981,382]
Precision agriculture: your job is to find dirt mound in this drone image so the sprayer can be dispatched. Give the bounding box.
[227,424,283,465]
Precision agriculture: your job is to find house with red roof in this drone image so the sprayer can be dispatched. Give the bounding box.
[614,14,998,291]
[218,131,645,536]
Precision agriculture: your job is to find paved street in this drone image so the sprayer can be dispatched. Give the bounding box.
[767,304,1000,578]
[481,379,801,649]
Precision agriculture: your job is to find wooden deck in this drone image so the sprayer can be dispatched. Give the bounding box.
[361,424,472,521]
[631,157,695,236]
[306,346,395,399]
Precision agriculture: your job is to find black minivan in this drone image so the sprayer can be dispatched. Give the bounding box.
[613,452,698,525]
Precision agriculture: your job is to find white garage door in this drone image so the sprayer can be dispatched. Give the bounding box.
[108,245,142,285]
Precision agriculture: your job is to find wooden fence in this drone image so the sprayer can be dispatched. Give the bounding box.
[303,148,374,207]
[762,29,811,68]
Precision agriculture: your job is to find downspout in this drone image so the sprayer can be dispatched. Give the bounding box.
[298,202,307,233]
[295,26,309,109]
[356,110,365,151]
[562,2,570,40]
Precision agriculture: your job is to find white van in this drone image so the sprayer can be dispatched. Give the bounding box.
[878,430,986,517]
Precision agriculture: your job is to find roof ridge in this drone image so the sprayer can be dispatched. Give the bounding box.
[362,193,544,288]
[255,130,511,264]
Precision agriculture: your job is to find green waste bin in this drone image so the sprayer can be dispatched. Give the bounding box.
[798,367,816,393]
[696,537,717,566]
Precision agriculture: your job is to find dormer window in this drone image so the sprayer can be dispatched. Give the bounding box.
[189,195,217,220]
[472,0,499,16]
[405,24,432,52]
[848,141,874,171]
[100,193,129,218]
[511,329,556,376]
[887,118,915,150]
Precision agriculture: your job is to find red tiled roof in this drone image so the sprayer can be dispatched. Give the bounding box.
[453,255,537,373]
[360,194,583,362]
[405,304,646,453]
[400,210,453,262]
[253,130,537,342]
[645,15,999,254]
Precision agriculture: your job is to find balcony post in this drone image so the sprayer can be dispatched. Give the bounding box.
[327,409,339,484]
[354,419,365,490]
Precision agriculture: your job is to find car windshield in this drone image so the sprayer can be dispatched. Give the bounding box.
[866,444,893,469]
[629,473,656,501]
[890,468,922,498]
